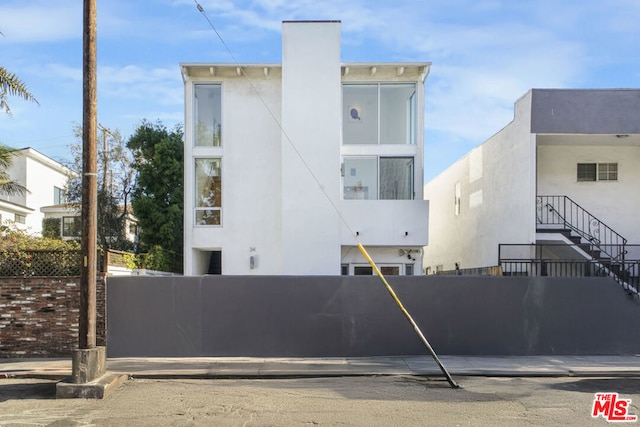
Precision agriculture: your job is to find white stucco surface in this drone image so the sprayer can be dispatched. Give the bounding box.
[423,91,537,272]
[280,21,342,275]
[182,22,430,275]
[537,143,640,243]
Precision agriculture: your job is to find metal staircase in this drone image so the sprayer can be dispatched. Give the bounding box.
[532,195,639,295]
[536,195,627,262]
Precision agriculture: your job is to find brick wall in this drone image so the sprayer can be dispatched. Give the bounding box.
[0,276,106,357]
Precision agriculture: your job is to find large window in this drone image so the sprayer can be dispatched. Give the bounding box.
[195,158,222,225]
[343,157,414,200]
[343,83,416,145]
[577,163,618,182]
[194,84,222,146]
[62,216,81,237]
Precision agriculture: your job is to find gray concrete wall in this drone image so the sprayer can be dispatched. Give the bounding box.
[530,89,640,134]
[106,275,640,357]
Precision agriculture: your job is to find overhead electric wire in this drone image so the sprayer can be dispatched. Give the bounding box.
[191,0,459,388]
[193,0,357,240]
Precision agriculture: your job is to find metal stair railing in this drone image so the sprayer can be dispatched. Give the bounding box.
[536,195,627,262]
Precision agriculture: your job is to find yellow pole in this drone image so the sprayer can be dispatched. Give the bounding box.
[357,243,459,388]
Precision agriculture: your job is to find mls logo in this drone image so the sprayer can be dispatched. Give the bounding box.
[592,392,638,422]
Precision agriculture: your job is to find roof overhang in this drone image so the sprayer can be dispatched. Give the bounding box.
[0,199,34,215]
[180,62,432,82]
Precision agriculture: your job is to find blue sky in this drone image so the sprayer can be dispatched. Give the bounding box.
[1,0,639,182]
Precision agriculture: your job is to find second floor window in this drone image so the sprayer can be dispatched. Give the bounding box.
[343,156,414,200]
[54,186,66,205]
[194,84,222,147]
[343,83,416,145]
[195,158,222,225]
[577,163,618,182]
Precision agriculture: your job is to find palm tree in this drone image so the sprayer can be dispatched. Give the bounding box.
[0,144,27,196]
[0,66,39,117]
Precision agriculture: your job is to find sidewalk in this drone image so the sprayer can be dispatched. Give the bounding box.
[1,355,639,379]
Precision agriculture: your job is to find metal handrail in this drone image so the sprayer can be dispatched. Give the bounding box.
[499,243,639,296]
[536,195,627,261]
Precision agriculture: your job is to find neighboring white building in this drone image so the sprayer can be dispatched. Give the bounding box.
[39,203,139,245]
[182,21,430,275]
[0,147,72,234]
[424,89,640,275]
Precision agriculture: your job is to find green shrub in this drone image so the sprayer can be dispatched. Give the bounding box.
[42,218,62,239]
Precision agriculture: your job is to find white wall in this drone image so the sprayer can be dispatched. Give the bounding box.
[183,23,430,276]
[280,21,342,275]
[184,70,283,275]
[339,200,428,246]
[423,91,537,272]
[537,143,640,242]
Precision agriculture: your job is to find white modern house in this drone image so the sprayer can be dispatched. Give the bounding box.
[424,89,640,282]
[182,21,430,275]
[0,147,72,235]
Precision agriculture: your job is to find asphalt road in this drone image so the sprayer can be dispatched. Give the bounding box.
[0,375,638,426]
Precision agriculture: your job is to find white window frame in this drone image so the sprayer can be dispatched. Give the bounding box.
[193,83,223,147]
[194,157,223,226]
[577,162,618,182]
[342,83,417,145]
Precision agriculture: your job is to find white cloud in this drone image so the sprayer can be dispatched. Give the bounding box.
[0,2,80,43]
[98,65,183,107]
[45,64,83,82]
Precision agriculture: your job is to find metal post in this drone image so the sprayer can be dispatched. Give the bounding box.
[80,0,97,350]
[357,243,460,389]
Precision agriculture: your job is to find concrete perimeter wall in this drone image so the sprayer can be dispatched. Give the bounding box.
[107,275,640,357]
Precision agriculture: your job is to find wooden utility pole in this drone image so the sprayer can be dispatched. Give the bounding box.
[80,0,98,350]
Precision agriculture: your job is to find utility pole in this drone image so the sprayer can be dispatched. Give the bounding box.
[80,0,98,350]
[57,0,124,396]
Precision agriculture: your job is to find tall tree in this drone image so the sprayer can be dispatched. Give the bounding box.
[0,67,39,117]
[127,120,184,262]
[66,125,136,251]
[0,144,27,196]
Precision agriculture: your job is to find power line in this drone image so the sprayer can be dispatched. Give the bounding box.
[191,0,459,389]
[192,0,358,241]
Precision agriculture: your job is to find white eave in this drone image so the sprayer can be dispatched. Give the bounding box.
[18,147,76,177]
[342,62,432,81]
[180,61,432,81]
[40,203,81,215]
[0,199,35,215]
[181,63,282,81]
